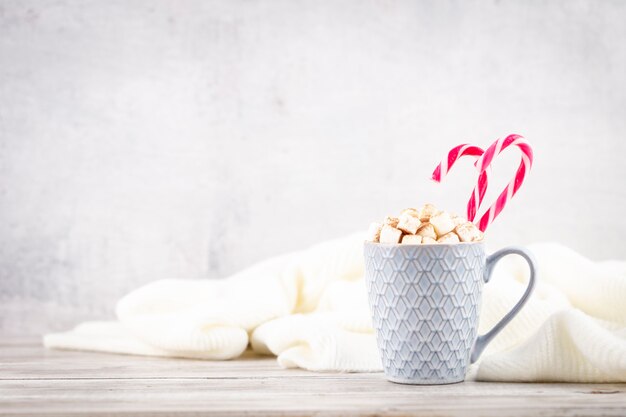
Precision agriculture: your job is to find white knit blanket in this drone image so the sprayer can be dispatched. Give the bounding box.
[44,234,626,382]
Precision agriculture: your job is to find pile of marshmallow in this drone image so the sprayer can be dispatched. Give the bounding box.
[367,204,484,244]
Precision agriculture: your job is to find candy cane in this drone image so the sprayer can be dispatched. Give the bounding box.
[431,144,489,222]
[474,134,533,232]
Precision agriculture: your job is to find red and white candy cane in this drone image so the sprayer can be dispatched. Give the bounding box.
[431,144,489,222]
[474,134,533,232]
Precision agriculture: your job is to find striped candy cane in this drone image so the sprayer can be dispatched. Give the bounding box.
[474,134,534,232]
[431,144,489,222]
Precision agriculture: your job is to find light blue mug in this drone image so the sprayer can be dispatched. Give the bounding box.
[364,242,536,385]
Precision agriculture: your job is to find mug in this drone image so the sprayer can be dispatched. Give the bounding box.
[364,242,536,385]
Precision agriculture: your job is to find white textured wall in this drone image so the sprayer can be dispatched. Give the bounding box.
[1,0,625,334]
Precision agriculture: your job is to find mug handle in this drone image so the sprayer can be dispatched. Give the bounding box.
[470,246,537,363]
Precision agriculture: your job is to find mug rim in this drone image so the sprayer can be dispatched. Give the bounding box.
[364,240,485,247]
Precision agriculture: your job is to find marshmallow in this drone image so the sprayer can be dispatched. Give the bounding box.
[397,212,421,234]
[419,204,438,222]
[371,204,484,245]
[401,234,423,244]
[401,207,419,217]
[416,223,437,239]
[437,232,460,244]
[451,214,466,226]
[429,211,456,236]
[379,225,403,244]
[366,222,383,242]
[455,222,483,242]
[384,216,399,228]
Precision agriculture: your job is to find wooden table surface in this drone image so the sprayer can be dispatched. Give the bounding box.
[1,336,625,417]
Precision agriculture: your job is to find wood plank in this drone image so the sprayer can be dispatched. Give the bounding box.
[1,337,626,417]
[0,335,42,347]
[2,378,626,417]
[0,346,337,379]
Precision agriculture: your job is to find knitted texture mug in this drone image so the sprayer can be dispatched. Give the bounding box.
[364,242,536,384]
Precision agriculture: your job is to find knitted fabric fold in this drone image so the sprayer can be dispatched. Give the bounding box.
[44,235,626,382]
